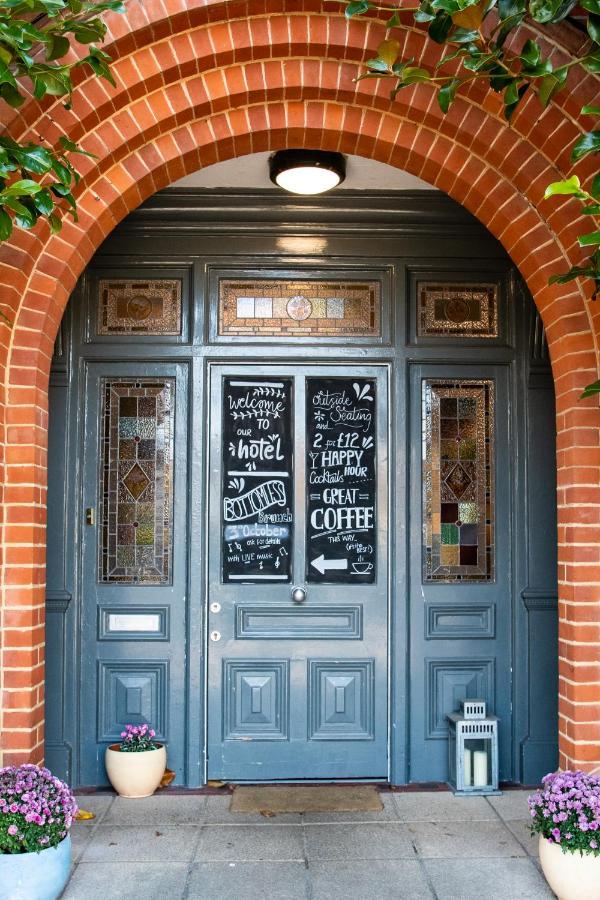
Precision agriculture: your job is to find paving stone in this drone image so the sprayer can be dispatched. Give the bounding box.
[187,862,309,900]
[196,824,304,862]
[80,824,200,863]
[102,794,206,825]
[408,820,526,858]
[304,823,415,860]
[303,791,398,823]
[202,794,302,825]
[309,859,434,899]
[423,857,553,899]
[62,862,189,899]
[505,818,539,856]
[392,792,496,823]
[73,794,115,824]
[487,790,532,821]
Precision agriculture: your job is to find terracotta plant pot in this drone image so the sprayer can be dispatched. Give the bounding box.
[105,743,167,799]
[539,835,600,900]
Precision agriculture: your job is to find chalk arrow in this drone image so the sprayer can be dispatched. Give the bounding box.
[311,555,348,575]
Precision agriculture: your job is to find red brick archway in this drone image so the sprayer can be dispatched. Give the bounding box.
[0,1,599,773]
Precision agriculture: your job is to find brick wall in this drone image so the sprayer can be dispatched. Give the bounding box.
[0,0,598,772]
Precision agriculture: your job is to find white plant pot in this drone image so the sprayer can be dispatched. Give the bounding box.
[105,743,167,798]
[539,835,600,900]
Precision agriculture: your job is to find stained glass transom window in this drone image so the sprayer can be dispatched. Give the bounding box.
[218,280,381,337]
[418,283,498,338]
[423,380,494,582]
[99,379,174,584]
[98,280,182,335]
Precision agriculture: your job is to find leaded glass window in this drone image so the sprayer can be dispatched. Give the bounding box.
[423,380,494,582]
[418,283,498,338]
[99,379,174,584]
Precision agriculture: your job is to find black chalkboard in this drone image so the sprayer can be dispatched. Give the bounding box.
[222,377,293,583]
[306,378,376,584]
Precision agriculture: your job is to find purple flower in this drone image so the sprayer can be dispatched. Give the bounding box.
[591,840,598,850]
[551,828,561,842]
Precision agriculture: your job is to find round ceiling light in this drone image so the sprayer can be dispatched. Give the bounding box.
[269,150,346,195]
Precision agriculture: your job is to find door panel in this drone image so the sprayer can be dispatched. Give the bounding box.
[409,364,512,782]
[207,364,389,781]
[79,362,188,786]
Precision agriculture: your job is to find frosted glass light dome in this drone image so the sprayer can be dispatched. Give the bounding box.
[269,150,346,195]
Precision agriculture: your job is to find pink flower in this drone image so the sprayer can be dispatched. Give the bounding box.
[7,825,18,836]
[591,840,598,850]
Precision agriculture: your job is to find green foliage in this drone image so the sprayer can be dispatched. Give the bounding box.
[0,0,124,242]
[343,0,600,397]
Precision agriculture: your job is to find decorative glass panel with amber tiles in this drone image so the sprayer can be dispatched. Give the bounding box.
[98,279,182,335]
[418,283,498,338]
[218,279,381,337]
[423,380,494,582]
[99,379,174,584]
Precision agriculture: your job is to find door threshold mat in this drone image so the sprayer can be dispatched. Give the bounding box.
[230,784,382,814]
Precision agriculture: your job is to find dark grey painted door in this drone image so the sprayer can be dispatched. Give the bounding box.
[79,361,189,786]
[207,364,389,781]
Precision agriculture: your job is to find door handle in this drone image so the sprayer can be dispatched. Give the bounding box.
[291,587,306,604]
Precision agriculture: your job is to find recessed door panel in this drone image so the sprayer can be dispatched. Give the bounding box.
[207,364,389,781]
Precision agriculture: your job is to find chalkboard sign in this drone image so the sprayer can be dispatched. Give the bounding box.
[306,377,376,584]
[222,377,293,583]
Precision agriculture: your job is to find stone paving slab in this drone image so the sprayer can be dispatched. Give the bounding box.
[309,859,434,900]
[63,790,549,900]
[63,862,190,900]
[304,823,416,860]
[407,820,526,858]
[423,857,553,899]
[187,862,309,900]
[80,824,200,863]
[195,823,305,862]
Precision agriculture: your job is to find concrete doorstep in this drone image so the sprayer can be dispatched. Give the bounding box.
[62,790,552,900]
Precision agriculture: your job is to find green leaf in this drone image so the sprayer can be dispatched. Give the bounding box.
[32,187,53,215]
[591,173,600,200]
[544,175,586,198]
[376,38,400,67]
[46,33,70,60]
[581,379,600,399]
[345,0,370,17]
[438,77,460,112]
[48,211,61,233]
[538,66,568,107]
[520,38,541,67]
[580,0,600,12]
[582,50,600,74]
[587,13,600,41]
[582,105,600,116]
[549,265,598,283]
[529,0,577,23]
[13,144,53,174]
[0,81,24,106]
[496,0,526,46]
[582,204,600,214]
[1,177,42,195]
[579,231,600,246]
[51,157,72,183]
[571,131,600,162]
[365,57,391,73]
[428,11,453,42]
[0,206,12,240]
[400,66,432,85]
[449,27,480,42]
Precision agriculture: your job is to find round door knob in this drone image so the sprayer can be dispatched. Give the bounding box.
[291,587,306,603]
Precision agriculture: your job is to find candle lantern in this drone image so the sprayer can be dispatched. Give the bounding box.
[447,699,501,795]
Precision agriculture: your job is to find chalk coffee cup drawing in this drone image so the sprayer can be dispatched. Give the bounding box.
[351,561,374,575]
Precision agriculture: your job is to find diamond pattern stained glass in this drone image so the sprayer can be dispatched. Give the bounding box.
[418,283,498,338]
[423,380,494,581]
[218,280,381,337]
[99,379,174,584]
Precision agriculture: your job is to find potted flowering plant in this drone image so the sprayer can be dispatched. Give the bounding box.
[529,770,600,900]
[0,764,77,900]
[105,723,166,799]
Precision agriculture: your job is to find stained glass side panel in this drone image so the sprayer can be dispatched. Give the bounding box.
[423,380,494,582]
[418,283,498,338]
[99,379,174,584]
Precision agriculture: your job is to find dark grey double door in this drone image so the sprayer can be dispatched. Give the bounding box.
[80,362,389,784]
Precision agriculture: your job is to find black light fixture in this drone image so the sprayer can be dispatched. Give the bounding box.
[269,150,346,195]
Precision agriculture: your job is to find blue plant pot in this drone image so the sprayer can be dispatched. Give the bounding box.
[0,834,72,900]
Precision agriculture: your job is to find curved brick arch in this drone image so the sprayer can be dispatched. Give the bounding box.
[0,2,599,772]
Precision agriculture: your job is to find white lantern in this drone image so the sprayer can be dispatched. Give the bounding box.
[447,700,501,795]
